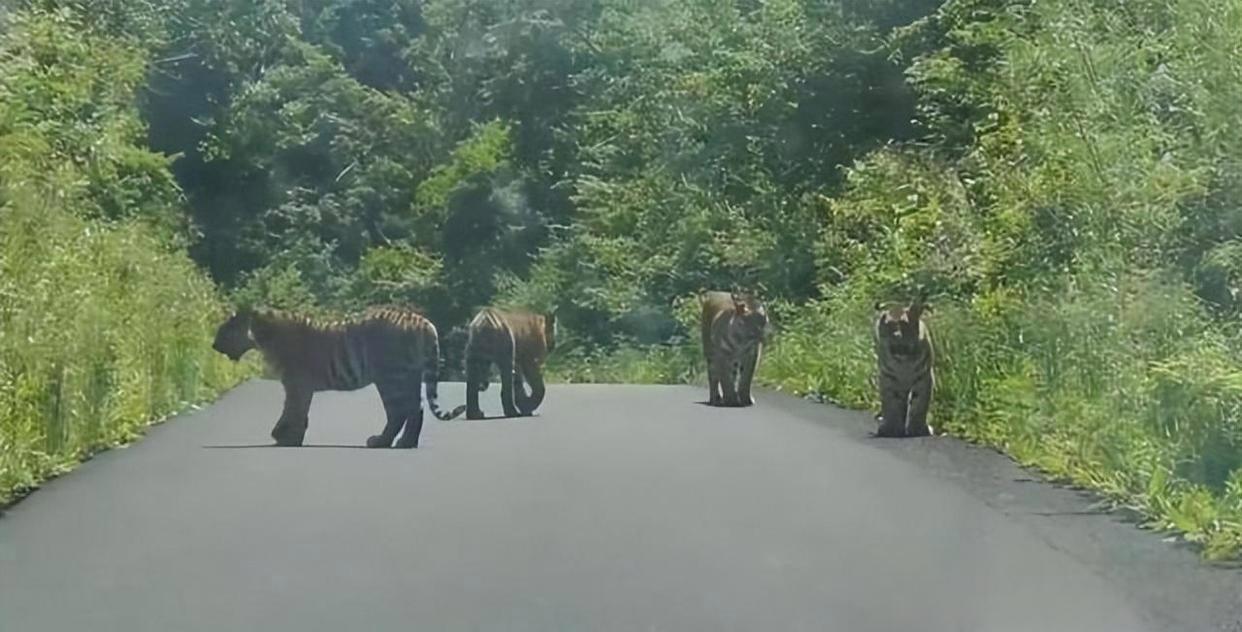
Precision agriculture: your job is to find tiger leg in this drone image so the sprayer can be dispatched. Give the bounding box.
[466,354,487,420]
[707,364,723,406]
[394,370,425,449]
[716,353,741,407]
[392,367,427,446]
[272,382,312,447]
[905,372,934,437]
[512,368,530,413]
[496,344,521,418]
[368,379,411,448]
[876,384,909,438]
[395,408,425,449]
[737,344,761,407]
[705,346,723,405]
[514,360,543,414]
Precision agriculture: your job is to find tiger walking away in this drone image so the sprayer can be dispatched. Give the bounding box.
[873,298,935,438]
[212,306,465,448]
[465,307,557,420]
[700,290,768,407]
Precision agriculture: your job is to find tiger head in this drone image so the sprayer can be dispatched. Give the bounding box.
[731,292,768,345]
[213,310,256,362]
[875,299,929,357]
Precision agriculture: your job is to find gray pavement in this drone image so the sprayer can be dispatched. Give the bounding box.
[1,381,1239,631]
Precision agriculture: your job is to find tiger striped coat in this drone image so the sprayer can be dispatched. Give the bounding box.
[212,306,465,448]
[700,291,768,407]
[873,300,934,437]
[464,307,556,419]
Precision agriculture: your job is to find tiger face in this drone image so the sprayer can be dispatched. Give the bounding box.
[731,292,768,346]
[213,311,255,362]
[875,301,927,358]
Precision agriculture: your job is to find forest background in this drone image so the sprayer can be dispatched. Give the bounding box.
[3,0,1242,558]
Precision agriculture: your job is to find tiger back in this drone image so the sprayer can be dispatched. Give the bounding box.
[700,290,767,407]
[873,300,934,437]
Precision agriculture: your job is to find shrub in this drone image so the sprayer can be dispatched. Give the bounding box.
[0,186,250,504]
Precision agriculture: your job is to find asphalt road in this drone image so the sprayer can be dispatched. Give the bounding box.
[1,381,1239,632]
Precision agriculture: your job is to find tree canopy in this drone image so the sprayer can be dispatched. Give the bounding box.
[8,0,1242,554]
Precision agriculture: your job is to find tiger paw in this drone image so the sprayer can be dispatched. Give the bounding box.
[366,434,394,448]
[393,436,419,449]
[466,410,485,420]
[272,426,306,447]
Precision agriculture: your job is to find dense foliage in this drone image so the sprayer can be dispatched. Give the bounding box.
[4,0,1242,555]
[0,7,248,503]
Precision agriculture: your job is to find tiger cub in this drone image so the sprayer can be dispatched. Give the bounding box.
[873,299,935,437]
[464,307,557,419]
[701,290,768,407]
[212,306,465,449]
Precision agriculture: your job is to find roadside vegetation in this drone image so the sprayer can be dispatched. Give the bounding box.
[3,0,1242,557]
[0,8,250,504]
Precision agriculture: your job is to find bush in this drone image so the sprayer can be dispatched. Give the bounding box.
[547,340,702,386]
[0,186,250,504]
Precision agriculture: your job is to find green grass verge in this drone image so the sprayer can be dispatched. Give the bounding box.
[0,189,253,505]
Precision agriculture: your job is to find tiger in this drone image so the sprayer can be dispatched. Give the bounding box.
[464,307,557,419]
[700,290,768,407]
[212,306,466,449]
[873,299,935,437]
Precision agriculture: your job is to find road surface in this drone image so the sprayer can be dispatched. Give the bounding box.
[1,381,1239,631]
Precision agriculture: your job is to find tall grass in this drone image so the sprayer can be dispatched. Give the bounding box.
[547,341,702,385]
[546,295,705,385]
[0,187,250,504]
[760,276,1242,559]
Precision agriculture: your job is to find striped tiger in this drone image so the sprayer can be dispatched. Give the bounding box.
[464,307,557,419]
[212,306,465,448]
[873,299,934,437]
[700,290,768,407]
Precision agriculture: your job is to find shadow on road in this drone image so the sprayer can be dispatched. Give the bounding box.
[453,414,540,422]
[201,444,370,450]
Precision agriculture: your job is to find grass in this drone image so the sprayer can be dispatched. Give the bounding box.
[0,187,252,505]
[549,276,1242,560]
[547,339,703,386]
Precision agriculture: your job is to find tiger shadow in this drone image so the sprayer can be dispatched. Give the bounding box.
[693,401,754,408]
[200,412,541,449]
[201,443,370,449]
[456,413,542,422]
